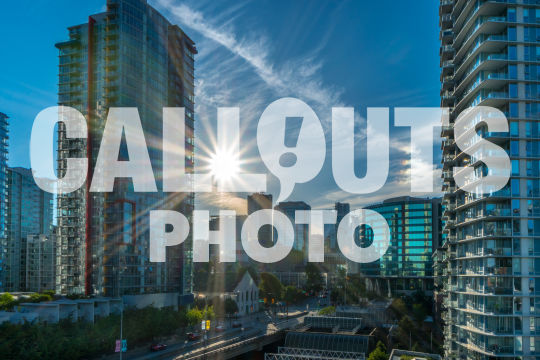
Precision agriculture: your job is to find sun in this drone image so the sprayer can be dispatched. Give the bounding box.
[209,149,240,182]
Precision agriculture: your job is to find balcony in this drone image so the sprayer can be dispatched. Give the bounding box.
[454,51,508,88]
[454,15,508,49]
[441,91,455,106]
[454,32,507,66]
[442,76,455,91]
[441,125,453,137]
[440,0,453,14]
[441,30,454,45]
[442,138,455,150]
[442,60,454,76]
[440,14,453,29]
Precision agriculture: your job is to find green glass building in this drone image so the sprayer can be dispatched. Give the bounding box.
[349,196,442,295]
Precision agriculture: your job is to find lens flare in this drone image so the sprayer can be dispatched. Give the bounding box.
[209,149,240,182]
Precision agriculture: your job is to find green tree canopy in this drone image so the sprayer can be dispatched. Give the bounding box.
[367,341,388,360]
[202,305,215,321]
[305,263,324,293]
[412,303,428,323]
[0,292,15,310]
[224,298,238,316]
[187,307,203,327]
[318,306,336,316]
[259,272,283,302]
[283,286,303,305]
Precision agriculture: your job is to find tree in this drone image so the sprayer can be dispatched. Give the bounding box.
[397,315,415,349]
[283,286,302,317]
[391,298,408,316]
[367,341,388,360]
[202,305,215,321]
[186,307,203,327]
[318,306,336,316]
[305,263,324,294]
[412,303,427,323]
[29,292,52,303]
[224,298,238,317]
[259,273,283,304]
[0,293,15,310]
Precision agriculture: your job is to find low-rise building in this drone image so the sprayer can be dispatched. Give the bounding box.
[16,297,122,324]
[264,314,370,360]
[197,271,259,316]
[388,349,441,360]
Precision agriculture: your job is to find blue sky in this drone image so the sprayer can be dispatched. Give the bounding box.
[0,0,441,211]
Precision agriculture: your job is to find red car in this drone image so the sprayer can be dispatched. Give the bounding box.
[150,343,167,352]
[187,332,201,341]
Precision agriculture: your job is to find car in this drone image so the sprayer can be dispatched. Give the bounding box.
[150,343,167,352]
[187,332,201,341]
[232,321,242,328]
[215,324,225,332]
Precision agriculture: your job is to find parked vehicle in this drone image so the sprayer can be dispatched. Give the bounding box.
[215,324,226,332]
[187,332,201,341]
[232,321,242,328]
[150,343,167,352]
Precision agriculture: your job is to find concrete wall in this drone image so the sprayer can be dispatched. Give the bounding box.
[0,311,39,324]
[13,297,123,324]
[122,292,178,310]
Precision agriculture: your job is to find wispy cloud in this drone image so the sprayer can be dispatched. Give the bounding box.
[156,0,343,111]
[152,1,442,208]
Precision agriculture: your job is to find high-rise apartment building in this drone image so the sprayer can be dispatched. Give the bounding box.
[5,167,54,291]
[247,193,273,247]
[332,202,350,251]
[439,1,540,358]
[349,197,441,295]
[321,202,350,273]
[55,0,196,299]
[0,112,8,291]
[26,234,56,293]
[247,193,273,214]
[274,201,311,252]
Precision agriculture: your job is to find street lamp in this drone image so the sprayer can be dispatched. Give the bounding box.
[115,262,126,360]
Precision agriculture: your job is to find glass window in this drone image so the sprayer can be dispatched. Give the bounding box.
[512,159,520,175]
[508,27,517,41]
[509,46,517,60]
[512,179,520,197]
[511,140,520,156]
[508,8,516,22]
[509,64,517,79]
[510,102,519,118]
[510,121,519,137]
[510,83,518,98]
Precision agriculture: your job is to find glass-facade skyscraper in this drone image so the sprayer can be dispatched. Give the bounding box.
[247,193,273,247]
[0,112,8,291]
[274,201,311,252]
[5,167,54,291]
[55,0,196,299]
[439,1,540,358]
[349,197,441,295]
